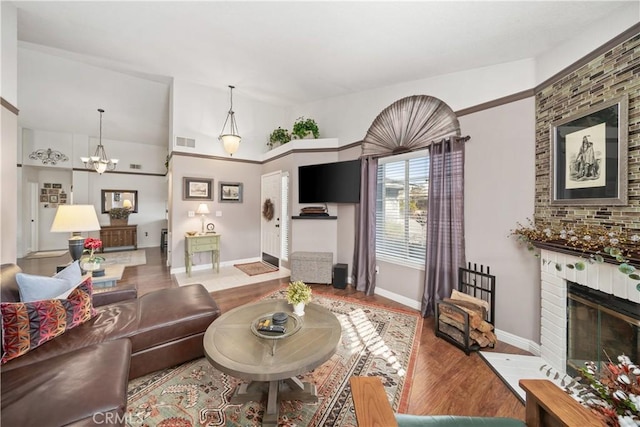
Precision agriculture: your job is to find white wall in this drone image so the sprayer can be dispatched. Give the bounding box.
[171,79,288,161]
[289,59,537,146]
[1,2,18,105]
[535,3,639,84]
[1,2,18,263]
[17,46,169,145]
[461,97,539,342]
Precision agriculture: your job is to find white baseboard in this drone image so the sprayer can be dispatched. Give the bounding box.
[371,286,541,356]
[495,328,541,355]
[373,287,422,311]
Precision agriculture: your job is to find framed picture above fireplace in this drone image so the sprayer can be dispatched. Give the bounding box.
[550,95,628,206]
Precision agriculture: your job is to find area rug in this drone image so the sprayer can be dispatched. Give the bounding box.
[100,249,147,267]
[126,289,422,427]
[234,261,279,276]
[175,265,291,293]
[24,250,68,259]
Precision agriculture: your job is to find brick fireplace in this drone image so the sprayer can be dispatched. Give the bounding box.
[539,249,640,374]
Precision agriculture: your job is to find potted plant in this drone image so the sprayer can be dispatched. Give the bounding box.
[268,127,291,149]
[80,237,105,272]
[109,207,131,226]
[292,116,320,139]
[286,280,312,315]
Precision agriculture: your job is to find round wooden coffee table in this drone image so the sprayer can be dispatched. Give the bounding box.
[203,299,341,426]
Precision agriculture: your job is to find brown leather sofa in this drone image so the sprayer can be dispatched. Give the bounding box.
[0,263,221,426]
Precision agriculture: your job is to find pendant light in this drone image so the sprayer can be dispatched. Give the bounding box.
[219,85,241,156]
[80,108,119,174]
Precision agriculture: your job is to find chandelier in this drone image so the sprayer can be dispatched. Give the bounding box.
[80,108,118,174]
[29,148,68,165]
[219,85,241,156]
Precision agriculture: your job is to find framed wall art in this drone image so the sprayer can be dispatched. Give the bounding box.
[550,95,628,206]
[183,177,213,201]
[219,182,243,203]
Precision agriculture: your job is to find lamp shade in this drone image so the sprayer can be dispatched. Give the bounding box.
[122,199,133,209]
[220,134,241,155]
[50,205,101,233]
[196,203,210,215]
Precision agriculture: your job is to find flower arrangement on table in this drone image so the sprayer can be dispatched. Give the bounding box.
[109,207,131,220]
[511,219,640,290]
[81,238,105,270]
[286,281,312,305]
[566,354,639,426]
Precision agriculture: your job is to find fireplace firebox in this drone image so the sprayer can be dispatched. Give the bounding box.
[567,281,640,375]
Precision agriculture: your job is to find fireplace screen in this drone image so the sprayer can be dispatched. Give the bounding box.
[567,282,639,375]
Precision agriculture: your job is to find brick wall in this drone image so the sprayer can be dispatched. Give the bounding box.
[534,32,639,233]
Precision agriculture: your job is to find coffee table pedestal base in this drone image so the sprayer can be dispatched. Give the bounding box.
[230,377,318,426]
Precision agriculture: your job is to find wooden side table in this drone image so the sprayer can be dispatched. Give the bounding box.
[184,233,220,277]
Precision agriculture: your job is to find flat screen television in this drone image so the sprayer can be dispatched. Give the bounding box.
[298,159,361,203]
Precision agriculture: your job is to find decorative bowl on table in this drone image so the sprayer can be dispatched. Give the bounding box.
[186,231,198,236]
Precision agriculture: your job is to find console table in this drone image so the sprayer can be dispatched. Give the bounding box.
[100,225,137,251]
[185,233,220,277]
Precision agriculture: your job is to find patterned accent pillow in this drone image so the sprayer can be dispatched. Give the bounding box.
[1,277,96,364]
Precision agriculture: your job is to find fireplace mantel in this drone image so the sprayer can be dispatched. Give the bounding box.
[532,241,640,268]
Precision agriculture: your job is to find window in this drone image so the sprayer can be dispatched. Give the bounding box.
[376,151,429,267]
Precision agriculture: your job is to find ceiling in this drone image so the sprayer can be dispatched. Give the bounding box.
[11,1,637,146]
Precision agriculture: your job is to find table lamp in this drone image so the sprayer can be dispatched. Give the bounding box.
[196,203,210,234]
[122,199,133,209]
[50,205,101,261]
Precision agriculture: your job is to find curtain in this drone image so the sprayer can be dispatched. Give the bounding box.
[362,95,460,158]
[352,156,378,295]
[421,137,466,317]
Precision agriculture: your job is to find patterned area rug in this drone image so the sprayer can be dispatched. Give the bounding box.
[126,289,422,427]
[234,261,279,276]
[100,249,146,267]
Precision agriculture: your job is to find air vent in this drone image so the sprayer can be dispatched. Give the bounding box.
[176,136,196,148]
[129,164,142,170]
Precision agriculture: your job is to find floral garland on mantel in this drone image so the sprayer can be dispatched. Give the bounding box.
[510,219,640,291]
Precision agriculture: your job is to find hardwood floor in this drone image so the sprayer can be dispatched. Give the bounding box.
[17,247,526,420]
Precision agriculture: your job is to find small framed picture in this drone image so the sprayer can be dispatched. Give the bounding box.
[39,195,48,202]
[52,183,62,189]
[183,177,214,201]
[49,194,59,203]
[219,182,243,203]
[40,189,48,195]
[44,183,52,189]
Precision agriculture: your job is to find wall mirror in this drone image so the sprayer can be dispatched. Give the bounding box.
[101,189,138,213]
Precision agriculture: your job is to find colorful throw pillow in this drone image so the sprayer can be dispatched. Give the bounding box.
[1,277,96,364]
[16,261,83,302]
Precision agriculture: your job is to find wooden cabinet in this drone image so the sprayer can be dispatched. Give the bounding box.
[100,225,138,251]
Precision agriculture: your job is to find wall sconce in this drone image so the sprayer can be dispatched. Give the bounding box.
[29,148,69,165]
[196,203,210,234]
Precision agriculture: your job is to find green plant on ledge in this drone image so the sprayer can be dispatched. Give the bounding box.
[109,207,131,220]
[268,127,291,149]
[292,116,320,139]
[511,219,640,291]
[286,281,312,305]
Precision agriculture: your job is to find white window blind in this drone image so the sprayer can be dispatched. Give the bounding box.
[376,151,429,267]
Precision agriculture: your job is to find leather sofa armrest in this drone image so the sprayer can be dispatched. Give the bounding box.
[92,285,138,306]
